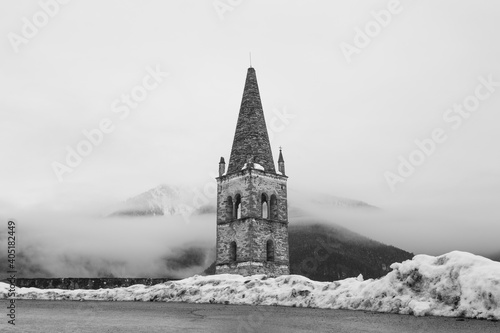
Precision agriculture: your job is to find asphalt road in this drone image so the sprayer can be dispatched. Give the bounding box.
[0,300,498,333]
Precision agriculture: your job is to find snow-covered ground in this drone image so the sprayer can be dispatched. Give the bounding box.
[1,251,499,320]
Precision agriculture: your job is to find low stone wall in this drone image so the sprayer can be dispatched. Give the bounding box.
[216,261,289,277]
[4,278,176,290]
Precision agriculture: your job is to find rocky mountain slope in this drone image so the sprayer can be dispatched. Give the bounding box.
[287,222,413,281]
[488,251,500,262]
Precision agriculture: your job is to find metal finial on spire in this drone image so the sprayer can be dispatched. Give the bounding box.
[249,52,252,68]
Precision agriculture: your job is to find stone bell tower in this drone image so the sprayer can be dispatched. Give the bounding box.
[215,66,289,276]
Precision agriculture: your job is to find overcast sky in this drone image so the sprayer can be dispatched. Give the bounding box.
[1,0,499,256]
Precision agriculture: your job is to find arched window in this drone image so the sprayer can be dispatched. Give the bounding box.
[234,194,241,219]
[226,196,233,220]
[270,194,278,220]
[261,193,269,218]
[266,239,274,261]
[230,241,237,262]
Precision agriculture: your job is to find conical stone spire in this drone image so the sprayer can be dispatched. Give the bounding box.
[227,67,275,174]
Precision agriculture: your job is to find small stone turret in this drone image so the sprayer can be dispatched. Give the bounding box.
[278,148,285,175]
[219,157,226,177]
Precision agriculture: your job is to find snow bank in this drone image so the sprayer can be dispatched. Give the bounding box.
[1,251,499,320]
[241,163,265,171]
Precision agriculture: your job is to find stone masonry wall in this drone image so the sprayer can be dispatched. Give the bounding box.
[216,219,251,264]
[215,262,289,276]
[215,168,290,276]
[8,278,173,290]
[250,220,289,264]
[216,218,289,266]
[216,170,288,224]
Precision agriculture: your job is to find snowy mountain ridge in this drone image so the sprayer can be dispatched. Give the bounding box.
[107,184,203,217]
[107,183,376,217]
